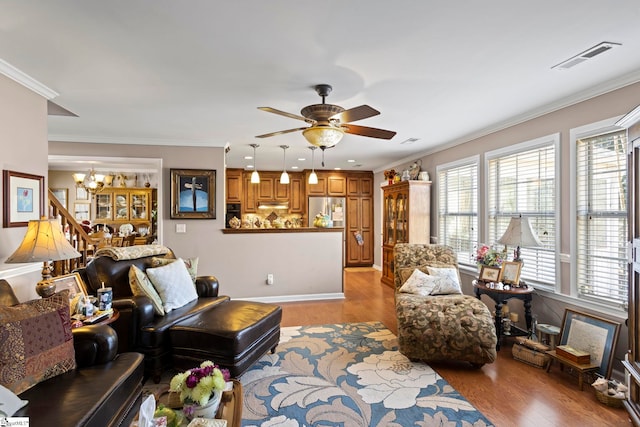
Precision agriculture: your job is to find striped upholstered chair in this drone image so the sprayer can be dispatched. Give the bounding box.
[394,243,497,367]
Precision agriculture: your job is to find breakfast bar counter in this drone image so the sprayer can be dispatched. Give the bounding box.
[221,227,343,234]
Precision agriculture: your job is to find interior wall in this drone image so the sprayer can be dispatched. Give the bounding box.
[0,74,52,301]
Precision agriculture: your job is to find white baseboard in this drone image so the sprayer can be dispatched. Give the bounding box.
[236,293,345,304]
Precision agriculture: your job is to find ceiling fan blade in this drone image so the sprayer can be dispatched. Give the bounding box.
[255,127,308,138]
[331,105,380,123]
[342,124,397,140]
[258,107,308,122]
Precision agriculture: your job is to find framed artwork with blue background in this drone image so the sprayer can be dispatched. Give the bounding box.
[3,170,45,228]
[170,168,216,219]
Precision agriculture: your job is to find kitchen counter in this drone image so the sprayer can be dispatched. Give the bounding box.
[222,227,343,234]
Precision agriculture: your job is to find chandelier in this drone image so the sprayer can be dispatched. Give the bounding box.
[72,169,112,195]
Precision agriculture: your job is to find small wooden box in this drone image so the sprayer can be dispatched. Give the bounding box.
[556,345,591,364]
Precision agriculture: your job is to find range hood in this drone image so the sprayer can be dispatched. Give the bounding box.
[257,201,289,210]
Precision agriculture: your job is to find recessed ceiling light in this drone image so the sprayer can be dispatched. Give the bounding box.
[291,166,299,169]
[244,155,253,160]
[347,159,356,163]
[297,157,306,161]
[246,165,254,169]
[334,167,341,170]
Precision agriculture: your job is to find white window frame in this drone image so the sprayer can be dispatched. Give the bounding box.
[570,117,627,311]
[436,155,480,268]
[484,133,561,291]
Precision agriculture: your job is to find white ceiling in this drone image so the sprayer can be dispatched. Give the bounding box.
[3,1,640,173]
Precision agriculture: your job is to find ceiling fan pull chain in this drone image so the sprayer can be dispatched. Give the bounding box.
[322,149,325,167]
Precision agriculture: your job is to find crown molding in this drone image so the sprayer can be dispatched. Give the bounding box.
[48,134,222,147]
[0,59,58,100]
[615,103,640,128]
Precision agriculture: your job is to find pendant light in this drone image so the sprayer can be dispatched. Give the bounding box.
[279,145,290,184]
[308,146,318,185]
[250,143,260,184]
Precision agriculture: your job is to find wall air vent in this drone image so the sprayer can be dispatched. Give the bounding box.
[552,42,621,70]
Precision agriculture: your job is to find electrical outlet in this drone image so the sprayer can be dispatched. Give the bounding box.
[267,274,274,285]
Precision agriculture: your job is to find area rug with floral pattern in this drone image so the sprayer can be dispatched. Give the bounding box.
[239,321,494,427]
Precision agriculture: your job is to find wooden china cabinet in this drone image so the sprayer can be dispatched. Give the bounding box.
[381,180,431,287]
[622,105,640,425]
[94,187,153,229]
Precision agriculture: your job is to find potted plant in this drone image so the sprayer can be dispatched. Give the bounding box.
[169,360,230,419]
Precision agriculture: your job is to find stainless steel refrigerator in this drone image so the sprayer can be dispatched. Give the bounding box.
[308,197,346,228]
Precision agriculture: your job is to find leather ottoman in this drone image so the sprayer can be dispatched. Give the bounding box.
[169,300,282,377]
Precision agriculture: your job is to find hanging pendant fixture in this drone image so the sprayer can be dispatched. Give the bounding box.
[279,145,290,184]
[249,143,260,184]
[308,146,318,185]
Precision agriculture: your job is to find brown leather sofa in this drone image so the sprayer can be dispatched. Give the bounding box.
[0,279,145,427]
[76,247,281,381]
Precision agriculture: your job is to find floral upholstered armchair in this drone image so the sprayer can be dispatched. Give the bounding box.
[394,243,497,367]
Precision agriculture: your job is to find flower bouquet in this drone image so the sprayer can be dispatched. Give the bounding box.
[474,243,504,267]
[169,361,230,420]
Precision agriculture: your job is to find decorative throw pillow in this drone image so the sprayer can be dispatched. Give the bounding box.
[146,258,198,312]
[397,262,457,285]
[426,266,463,295]
[150,257,198,283]
[129,265,165,316]
[398,269,438,296]
[0,290,76,395]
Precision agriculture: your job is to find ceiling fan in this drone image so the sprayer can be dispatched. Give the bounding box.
[256,84,396,149]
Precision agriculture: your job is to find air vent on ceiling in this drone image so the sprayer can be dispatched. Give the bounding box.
[552,42,621,70]
[400,138,420,145]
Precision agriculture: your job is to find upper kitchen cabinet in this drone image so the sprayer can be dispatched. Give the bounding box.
[226,168,242,204]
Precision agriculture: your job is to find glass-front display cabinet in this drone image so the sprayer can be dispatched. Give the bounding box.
[381,180,431,287]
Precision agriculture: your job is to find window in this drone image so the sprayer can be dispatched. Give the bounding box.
[576,130,627,306]
[437,157,478,266]
[487,135,558,285]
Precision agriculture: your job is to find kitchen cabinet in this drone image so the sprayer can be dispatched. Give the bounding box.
[345,172,374,266]
[226,169,242,204]
[289,174,304,213]
[93,187,153,229]
[243,175,258,213]
[241,171,302,215]
[327,175,346,196]
[381,180,431,286]
[306,173,327,195]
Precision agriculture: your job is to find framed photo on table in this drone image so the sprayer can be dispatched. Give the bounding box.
[170,168,216,219]
[46,272,88,299]
[2,170,45,228]
[559,309,620,378]
[479,265,502,282]
[501,261,522,285]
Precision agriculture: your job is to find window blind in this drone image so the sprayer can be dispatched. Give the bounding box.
[438,160,478,266]
[488,144,556,284]
[576,130,627,306]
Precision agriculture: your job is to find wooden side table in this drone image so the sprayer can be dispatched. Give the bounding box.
[473,281,533,350]
[546,350,599,390]
[216,379,242,427]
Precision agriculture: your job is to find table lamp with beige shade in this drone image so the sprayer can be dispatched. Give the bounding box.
[6,217,81,297]
[497,214,543,263]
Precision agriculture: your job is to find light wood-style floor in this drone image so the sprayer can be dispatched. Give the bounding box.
[279,268,630,427]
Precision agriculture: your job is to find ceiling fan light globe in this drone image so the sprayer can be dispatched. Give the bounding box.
[303,125,344,148]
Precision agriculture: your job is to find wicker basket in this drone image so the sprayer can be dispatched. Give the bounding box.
[595,389,625,408]
[512,343,550,368]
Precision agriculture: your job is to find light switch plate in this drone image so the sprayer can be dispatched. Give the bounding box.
[176,224,186,233]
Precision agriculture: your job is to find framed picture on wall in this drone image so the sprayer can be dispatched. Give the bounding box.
[170,168,216,219]
[2,170,45,228]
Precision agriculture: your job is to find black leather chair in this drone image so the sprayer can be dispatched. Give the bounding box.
[77,246,281,381]
[0,279,145,427]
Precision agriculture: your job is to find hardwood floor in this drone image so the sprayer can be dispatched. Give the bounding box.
[279,268,631,427]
